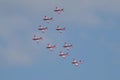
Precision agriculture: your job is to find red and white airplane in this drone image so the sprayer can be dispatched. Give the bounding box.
[43,16,53,23]
[32,35,43,43]
[59,51,68,59]
[38,25,48,33]
[56,26,65,33]
[72,59,82,67]
[46,43,56,51]
[63,42,73,50]
[54,7,64,14]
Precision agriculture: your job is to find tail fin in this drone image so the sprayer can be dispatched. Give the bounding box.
[57,25,59,28]
[64,42,67,44]
[62,9,64,12]
[66,52,69,55]
[39,25,41,27]
[79,60,82,64]
[34,35,36,37]
[63,27,65,30]
[47,43,50,46]
[56,6,58,9]
[40,37,43,40]
[54,45,56,48]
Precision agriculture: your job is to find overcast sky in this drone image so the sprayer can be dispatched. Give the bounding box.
[0,0,120,80]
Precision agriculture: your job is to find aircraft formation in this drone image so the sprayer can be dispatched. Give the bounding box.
[32,6,83,67]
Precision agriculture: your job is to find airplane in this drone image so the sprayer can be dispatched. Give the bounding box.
[56,26,65,33]
[46,43,56,51]
[54,7,64,14]
[43,16,53,23]
[59,51,68,59]
[38,25,48,33]
[72,59,82,67]
[32,35,43,43]
[63,42,73,50]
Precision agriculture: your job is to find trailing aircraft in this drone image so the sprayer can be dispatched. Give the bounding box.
[59,51,68,59]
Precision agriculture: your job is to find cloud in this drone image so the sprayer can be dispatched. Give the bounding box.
[0,48,33,66]
[0,13,34,66]
[63,0,120,26]
[0,12,65,66]
[0,14,32,37]
[0,0,120,66]
[1,0,120,27]
[0,43,33,67]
